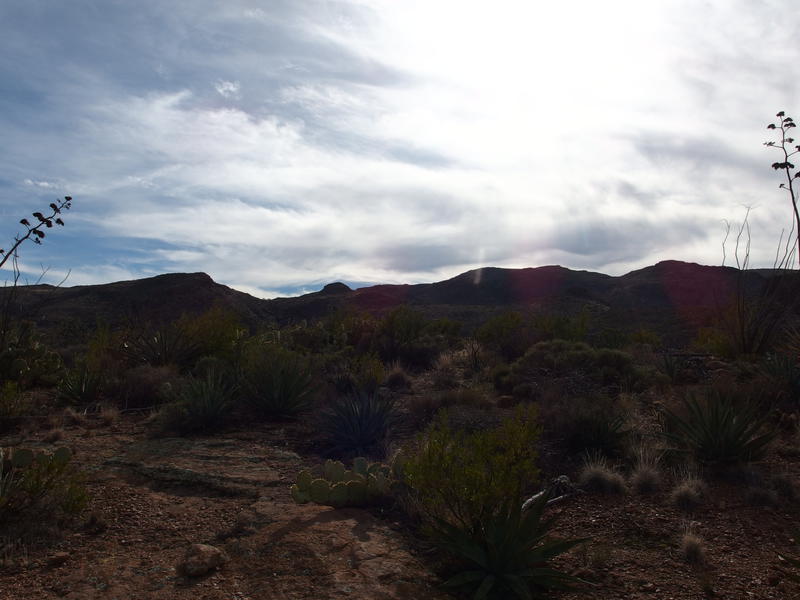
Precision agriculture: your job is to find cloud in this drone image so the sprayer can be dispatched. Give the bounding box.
[2,0,800,297]
[214,80,241,98]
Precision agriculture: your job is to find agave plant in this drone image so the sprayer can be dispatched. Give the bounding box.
[660,392,776,466]
[431,493,586,600]
[319,391,397,457]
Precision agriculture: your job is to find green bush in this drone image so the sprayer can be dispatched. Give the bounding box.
[431,494,586,600]
[375,306,455,369]
[178,305,245,361]
[319,391,397,457]
[477,311,535,362]
[155,371,237,434]
[509,340,650,396]
[0,321,63,389]
[0,382,27,432]
[403,405,541,534]
[0,447,87,524]
[241,343,316,418]
[329,353,384,396]
[661,391,776,466]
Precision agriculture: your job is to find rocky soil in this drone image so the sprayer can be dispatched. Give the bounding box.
[1,412,799,600]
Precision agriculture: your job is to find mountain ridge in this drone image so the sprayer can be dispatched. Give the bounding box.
[3,260,786,346]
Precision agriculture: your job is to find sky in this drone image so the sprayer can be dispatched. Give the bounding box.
[1,0,799,298]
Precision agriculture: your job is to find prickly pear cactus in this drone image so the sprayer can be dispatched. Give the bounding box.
[323,460,346,483]
[309,479,330,504]
[352,457,368,476]
[329,482,349,507]
[11,448,34,469]
[346,480,368,505]
[290,484,310,504]
[290,458,395,507]
[52,447,72,465]
[296,469,313,491]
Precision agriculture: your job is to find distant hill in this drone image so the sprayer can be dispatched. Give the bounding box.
[2,260,792,347]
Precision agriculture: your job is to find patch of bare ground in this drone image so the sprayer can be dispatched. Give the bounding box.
[0,415,448,600]
[3,395,800,600]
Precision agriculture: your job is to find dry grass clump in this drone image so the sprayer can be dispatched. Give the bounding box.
[408,388,489,424]
[63,407,88,427]
[680,529,707,565]
[385,363,411,391]
[99,405,119,426]
[630,446,662,495]
[579,455,627,494]
[41,428,64,443]
[670,476,706,511]
[430,352,459,389]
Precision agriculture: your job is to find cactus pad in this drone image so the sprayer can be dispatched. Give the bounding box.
[309,479,331,504]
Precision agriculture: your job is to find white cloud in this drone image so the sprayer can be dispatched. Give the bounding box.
[214,79,241,98]
[2,0,800,295]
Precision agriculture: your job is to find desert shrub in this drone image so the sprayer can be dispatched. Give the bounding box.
[329,353,384,396]
[578,454,626,494]
[373,306,436,367]
[409,388,490,424]
[660,391,776,466]
[431,494,585,600]
[509,340,651,397]
[0,321,63,389]
[534,309,589,342]
[241,343,316,418]
[491,363,514,394]
[178,305,245,361]
[431,352,459,389]
[0,447,87,525]
[113,364,179,410]
[541,396,630,457]
[477,311,535,362]
[402,405,540,533]
[512,382,538,401]
[154,371,237,435]
[0,382,27,431]
[58,363,105,405]
[318,391,397,457]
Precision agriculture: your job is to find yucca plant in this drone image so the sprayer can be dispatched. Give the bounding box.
[431,492,586,600]
[660,391,776,466]
[165,370,238,434]
[58,364,105,405]
[319,391,397,457]
[121,325,201,369]
[242,346,316,418]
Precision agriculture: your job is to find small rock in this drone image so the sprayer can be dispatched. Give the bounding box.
[47,552,70,568]
[178,543,229,577]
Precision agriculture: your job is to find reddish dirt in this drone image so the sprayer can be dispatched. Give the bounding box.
[1,409,799,600]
